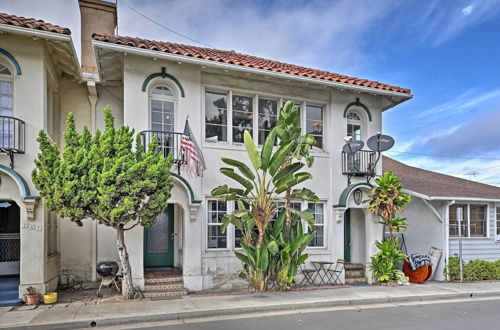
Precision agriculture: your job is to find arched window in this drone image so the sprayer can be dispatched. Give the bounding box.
[0,63,13,117]
[346,110,362,140]
[150,85,175,132]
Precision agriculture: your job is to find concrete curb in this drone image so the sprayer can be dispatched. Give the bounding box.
[8,290,500,329]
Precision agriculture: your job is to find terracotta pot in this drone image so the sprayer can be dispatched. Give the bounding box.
[26,294,40,305]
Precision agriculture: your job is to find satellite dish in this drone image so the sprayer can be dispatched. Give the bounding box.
[342,140,364,153]
[367,134,395,152]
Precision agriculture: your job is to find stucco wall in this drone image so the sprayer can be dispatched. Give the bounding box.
[399,198,445,281]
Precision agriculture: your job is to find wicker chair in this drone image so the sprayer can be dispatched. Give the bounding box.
[402,259,433,284]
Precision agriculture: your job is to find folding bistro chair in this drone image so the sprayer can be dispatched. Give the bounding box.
[299,264,316,286]
[328,259,345,285]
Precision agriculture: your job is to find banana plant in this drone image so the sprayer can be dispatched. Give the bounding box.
[212,129,319,249]
[212,110,319,291]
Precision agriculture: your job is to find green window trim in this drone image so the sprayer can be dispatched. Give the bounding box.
[0,48,22,75]
[142,67,185,97]
[343,97,372,122]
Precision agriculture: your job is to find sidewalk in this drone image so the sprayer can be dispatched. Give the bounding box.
[2,281,500,329]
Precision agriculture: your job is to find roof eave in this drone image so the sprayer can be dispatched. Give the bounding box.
[92,40,413,100]
[429,196,500,203]
[0,24,81,80]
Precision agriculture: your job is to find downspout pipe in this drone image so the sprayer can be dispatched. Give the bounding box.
[443,200,455,281]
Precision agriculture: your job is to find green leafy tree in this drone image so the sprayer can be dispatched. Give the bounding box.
[366,171,411,283]
[212,102,319,291]
[367,171,411,238]
[32,107,173,299]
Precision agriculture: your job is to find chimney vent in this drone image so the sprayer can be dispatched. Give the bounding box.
[78,0,117,75]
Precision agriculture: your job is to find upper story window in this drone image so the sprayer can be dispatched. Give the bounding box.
[204,90,325,150]
[150,85,175,132]
[205,91,228,142]
[232,95,253,143]
[306,105,323,149]
[0,63,13,117]
[346,111,362,140]
[258,99,277,145]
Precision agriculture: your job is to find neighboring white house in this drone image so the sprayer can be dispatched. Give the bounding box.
[0,0,417,301]
[383,156,500,281]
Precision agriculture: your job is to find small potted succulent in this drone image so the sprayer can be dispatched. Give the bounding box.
[25,286,40,305]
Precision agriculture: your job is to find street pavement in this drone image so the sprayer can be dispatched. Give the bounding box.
[120,297,500,330]
[2,281,500,329]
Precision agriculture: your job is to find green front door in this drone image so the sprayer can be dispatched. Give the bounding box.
[344,209,351,262]
[144,205,174,267]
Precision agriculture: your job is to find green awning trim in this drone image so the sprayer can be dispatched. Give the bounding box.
[170,172,201,204]
[343,97,372,121]
[334,182,373,208]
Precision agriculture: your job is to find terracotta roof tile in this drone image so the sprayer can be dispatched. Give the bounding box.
[382,156,500,200]
[92,33,410,94]
[0,12,71,35]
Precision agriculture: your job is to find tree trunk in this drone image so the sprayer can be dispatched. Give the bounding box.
[284,188,291,242]
[116,225,135,299]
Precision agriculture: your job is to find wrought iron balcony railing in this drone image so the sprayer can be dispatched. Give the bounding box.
[139,130,186,164]
[0,116,25,153]
[0,116,25,168]
[342,150,376,177]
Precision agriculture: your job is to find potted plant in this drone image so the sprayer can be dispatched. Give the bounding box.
[25,286,40,305]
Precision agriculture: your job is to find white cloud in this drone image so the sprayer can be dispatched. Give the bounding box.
[462,5,474,16]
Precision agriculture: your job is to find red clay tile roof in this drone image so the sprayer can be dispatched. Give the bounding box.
[0,12,71,35]
[92,33,410,94]
[383,156,500,200]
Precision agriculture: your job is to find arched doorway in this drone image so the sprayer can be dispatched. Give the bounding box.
[0,201,20,275]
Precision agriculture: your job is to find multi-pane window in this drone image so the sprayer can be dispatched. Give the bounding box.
[205,91,228,142]
[204,91,325,150]
[449,204,487,237]
[469,205,486,237]
[308,202,325,247]
[258,99,277,145]
[306,105,323,149]
[207,200,228,249]
[232,95,253,143]
[496,207,500,238]
[150,85,175,132]
[346,111,362,140]
[0,64,13,149]
[449,204,468,237]
[208,200,327,250]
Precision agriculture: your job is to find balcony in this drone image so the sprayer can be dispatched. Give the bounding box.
[139,130,186,164]
[0,116,25,169]
[342,150,376,177]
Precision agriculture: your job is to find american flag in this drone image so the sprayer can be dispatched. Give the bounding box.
[180,118,206,177]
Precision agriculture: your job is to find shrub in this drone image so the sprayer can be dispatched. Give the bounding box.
[445,254,500,281]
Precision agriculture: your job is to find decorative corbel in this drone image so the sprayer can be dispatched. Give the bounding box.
[23,198,38,221]
[189,205,199,222]
[334,207,346,223]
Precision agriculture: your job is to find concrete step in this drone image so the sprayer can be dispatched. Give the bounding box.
[345,277,368,285]
[144,281,184,291]
[143,289,188,299]
[345,269,365,278]
[144,275,183,284]
[344,263,364,271]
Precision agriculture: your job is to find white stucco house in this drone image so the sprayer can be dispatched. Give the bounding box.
[384,156,500,281]
[0,0,450,303]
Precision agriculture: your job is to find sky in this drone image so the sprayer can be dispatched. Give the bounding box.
[3,0,500,184]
